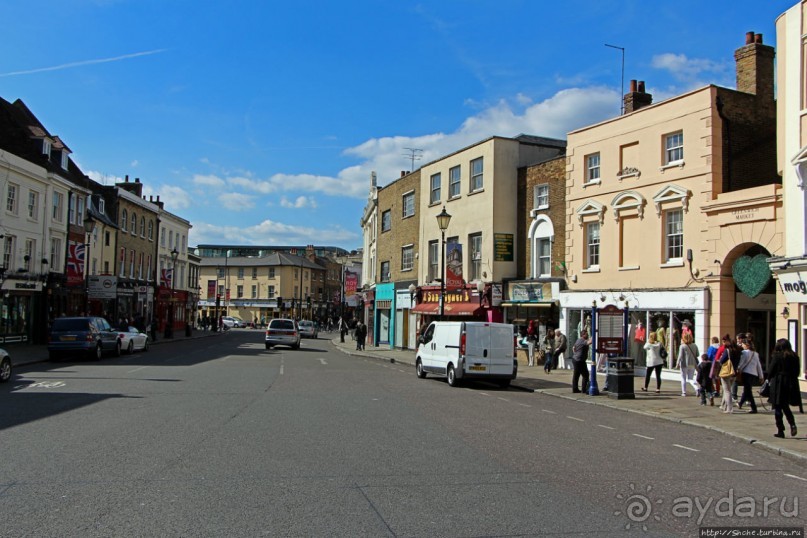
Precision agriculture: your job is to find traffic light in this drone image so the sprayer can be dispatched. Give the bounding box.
[306,296,311,308]
[276,296,282,309]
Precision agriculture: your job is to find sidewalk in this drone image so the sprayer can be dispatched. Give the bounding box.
[6,327,228,368]
[331,337,807,464]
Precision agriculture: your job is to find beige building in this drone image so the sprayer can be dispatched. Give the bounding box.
[770,1,807,376]
[562,33,783,369]
[416,135,565,322]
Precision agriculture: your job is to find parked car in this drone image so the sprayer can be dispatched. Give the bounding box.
[47,316,122,360]
[221,316,236,329]
[298,320,318,338]
[232,317,246,328]
[117,326,150,354]
[0,348,11,383]
[265,318,301,349]
[416,321,517,388]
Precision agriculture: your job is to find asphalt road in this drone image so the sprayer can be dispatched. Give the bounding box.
[2,330,805,537]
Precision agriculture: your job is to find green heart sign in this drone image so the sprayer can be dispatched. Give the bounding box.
[732,254,772,298]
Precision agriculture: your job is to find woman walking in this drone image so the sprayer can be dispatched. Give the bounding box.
[526,320,537,367]
[718,335,741,413]
[737,339,764,413]
[642,332,664,393]
[676,332,699,396]
[767,339,802,438]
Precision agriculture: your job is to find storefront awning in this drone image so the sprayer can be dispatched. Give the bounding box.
[411,302,439,315]
[500,302,554,308]
[411,302,483,316]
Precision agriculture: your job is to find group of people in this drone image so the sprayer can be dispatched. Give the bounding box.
[640,331,803,439]
[523,320,568,374]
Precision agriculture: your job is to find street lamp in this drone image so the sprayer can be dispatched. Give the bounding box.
[83,215,95,314]
[436,206,452,319]
[165,247,179,338]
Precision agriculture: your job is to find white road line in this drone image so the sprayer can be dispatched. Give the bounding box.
[518,403,532,408]
[497,397,509,402]
[722,457,753,467]
[128,366,148,373]
[479,392,490,397]
[597,424,615,430]
[318,358,328,365]
[541,409,556,414]
[633,434,655,440]
[673,444,700,452]
[784,474,807,482]
[280,364,284,375]
[566,416,584,422]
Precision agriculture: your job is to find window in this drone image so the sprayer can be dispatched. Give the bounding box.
[237,268,244,279]
[148,221,154,240]
[129,250,135,278]
[98,198,105,214]
[469,233,482,281]
[168,230,173,249]
[534,184,549,209]
[140,217,146,237]
[42,139,51,156]
[430,173,441,204]
[52,192,63,222]
[24,239,34,272]
[449,165,461,198]
[252,267,258,279]
[160,229,165,247]
[218,285,224,297]
[27,191,39,219]
[269,267,276,278]
[380,261,390,282]
[586,153,601,184]
[586,222,600,268]
[119,248,126,277]
[6,184,18,214]
[121,209,128,232]
[105,231,111,247]
[251,285,258,299]
[269,285,275,298]
[470,157,483,191]
[401,245,414,271]
[50,238,61,270]
[665,209,684,261]
[381,210,391,232]
[428,240,439,282]
[237,285,244,299]
[537,238,551,276]
[61,151,69,170]
[138,253,144,280]
[665,132,684,164]
[217,267,225,278]
[402,191,415,218]
[76,197,84,227]
[3,236,13,270]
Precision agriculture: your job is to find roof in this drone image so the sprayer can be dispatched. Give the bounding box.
[199,252,324,271]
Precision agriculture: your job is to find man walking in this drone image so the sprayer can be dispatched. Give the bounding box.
[571,330,591,393]
[553,329,567,370]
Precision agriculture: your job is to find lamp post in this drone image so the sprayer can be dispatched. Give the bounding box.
[436,206,452,319]
[83,215,95,314]
[165,247,179,338]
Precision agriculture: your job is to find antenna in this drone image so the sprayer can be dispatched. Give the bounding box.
[605,43,625,115]
[402,147,423,173]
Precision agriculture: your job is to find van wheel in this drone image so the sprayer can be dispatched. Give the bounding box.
[416,359,427,379]
[447,364,459,387]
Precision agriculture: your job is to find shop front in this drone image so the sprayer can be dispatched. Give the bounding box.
[771,262,807,377]
[394,281,417,350]
[411,285,486,331]
[374,283,394,348]
[501,280,561,340]
[0,278,45,345]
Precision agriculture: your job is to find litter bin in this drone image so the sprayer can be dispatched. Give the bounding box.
[606,356,635,399]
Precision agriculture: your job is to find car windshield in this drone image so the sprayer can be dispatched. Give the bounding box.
[51,319,90,331]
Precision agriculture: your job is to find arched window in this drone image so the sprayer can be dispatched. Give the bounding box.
[121,209,128,232]
[528,215,555,278]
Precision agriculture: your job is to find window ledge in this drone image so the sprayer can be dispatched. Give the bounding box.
[402,213,415,220]
[531,206,549,217]
[583,179,601,187]
[659,161,685,172]
[659,259,684,268]
[619,265,640,271]
[448,195,461,201]
[581,267,600,273]
[401,268,413,273]
[468,189,485,196]
[428,201,441,208]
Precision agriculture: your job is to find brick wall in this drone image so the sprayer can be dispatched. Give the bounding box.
[517,156,566,278]
[376,170,421,284]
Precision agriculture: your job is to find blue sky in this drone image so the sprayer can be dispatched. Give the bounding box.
[0,1,793,250]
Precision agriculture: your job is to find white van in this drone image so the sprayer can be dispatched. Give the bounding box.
[415,321,518,387]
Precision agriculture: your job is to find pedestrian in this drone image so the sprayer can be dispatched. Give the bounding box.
[571,330,591,394]
[553,329,568,371]
[526,320,537,367]
[717,335,741,414]
[339,316,347,343]
[710,335,729,398]
[543,328,556,373]
[641,332,664,393]
[737,339,764,413]
[696,353,714,406]
[676,331,699,396]
[355,321,367,351]
[766,338,801,438]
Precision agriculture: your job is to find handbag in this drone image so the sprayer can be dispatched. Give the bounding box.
[660,347,668,360]
[719,358,735,379]
[758,379,770,398]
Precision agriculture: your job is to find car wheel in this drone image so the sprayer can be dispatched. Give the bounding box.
[265,343,273,349]
[416,359,427,379]
[127,341,134,354]
[114,342,121,357]
[0,356,11,383]
[447,364,459,387]
[91,344,103,361]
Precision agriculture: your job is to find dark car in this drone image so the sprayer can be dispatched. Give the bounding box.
[47,317,122,360]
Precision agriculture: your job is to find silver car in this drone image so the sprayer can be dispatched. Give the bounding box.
[298,320,318,339]
[265,318,300,350]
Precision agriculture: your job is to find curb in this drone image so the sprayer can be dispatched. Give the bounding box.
[330,339,807,465]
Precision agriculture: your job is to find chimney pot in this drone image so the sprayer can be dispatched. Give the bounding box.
[638,81,646,93]
[754,33,762,44]
[125,175,129,182]
[746,31,754,45]
[401,171,406,177]
[629,79,637,92]
[135,177,140,183]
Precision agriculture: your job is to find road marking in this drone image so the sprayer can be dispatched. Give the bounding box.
[673,444,700,452]
[784,474,807,482]
[497,397,509,402]
[24,381,66,389]
[541,409,556,414]
[597,424,615,430]
[318,358,327,365]
[633,434,655,440]
[128,366,148,373]
[566,416,584,422]
[722,457,753,467]
[518,403,531,408]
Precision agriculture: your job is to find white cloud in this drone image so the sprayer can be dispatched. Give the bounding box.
[192,174,226,187]
[130,160,139,168]
[159,185,192,210]
[651,53,729,88]
[189,219,357,246]
[218,192,255,211]
[86,170,124,186]
[280,195,317,209]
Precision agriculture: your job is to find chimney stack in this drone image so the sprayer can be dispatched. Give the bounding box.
[734,31,774,113]
[401,171,406,178]
[623,79,653,114]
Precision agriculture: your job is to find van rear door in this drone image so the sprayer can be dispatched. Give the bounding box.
[463,323,491,375]
[488,324,516,376]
